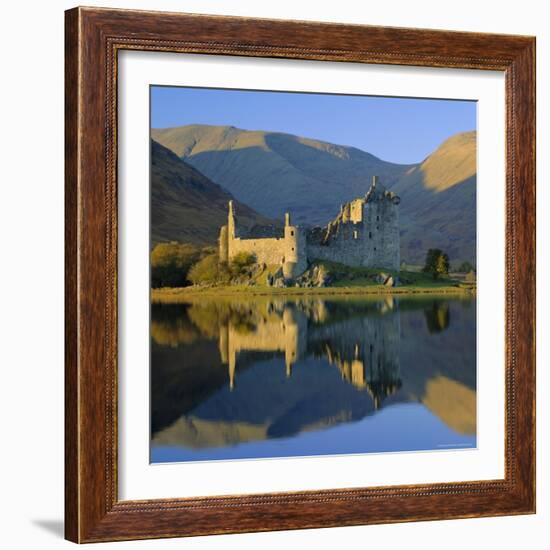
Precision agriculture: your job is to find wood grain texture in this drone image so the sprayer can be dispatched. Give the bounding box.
[64,7,79,543]
[64,6,536,543]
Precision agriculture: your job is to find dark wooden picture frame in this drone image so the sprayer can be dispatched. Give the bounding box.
[65,6,536,543]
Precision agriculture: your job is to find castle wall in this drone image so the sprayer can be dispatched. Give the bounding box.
[307,197,400,271]
[221,207,308,277]
[350,199,364,223]
[229,236,287,266]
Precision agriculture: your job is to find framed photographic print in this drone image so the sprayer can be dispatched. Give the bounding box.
[65,6,536,543]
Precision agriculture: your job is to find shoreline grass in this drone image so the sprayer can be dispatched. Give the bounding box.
[152,282,475,303]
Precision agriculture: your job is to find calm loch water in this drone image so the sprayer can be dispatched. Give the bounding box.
[150,294,476,463]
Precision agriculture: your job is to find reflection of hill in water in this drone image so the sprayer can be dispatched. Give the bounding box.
[154,357,378,449]
[151,296,476,449]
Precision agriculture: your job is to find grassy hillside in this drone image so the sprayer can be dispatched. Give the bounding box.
[151,139,278,246]
[152,124,410,226]
[419,131,476,192]
[391,131,476,264]
[152,125,477,265]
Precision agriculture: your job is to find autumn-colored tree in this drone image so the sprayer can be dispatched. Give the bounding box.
[422,248,450,280]
[188,253,223,285]
[150,242,200,288]
[230,251,256,273]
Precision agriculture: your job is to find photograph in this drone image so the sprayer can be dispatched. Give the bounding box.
[149,86,478,463]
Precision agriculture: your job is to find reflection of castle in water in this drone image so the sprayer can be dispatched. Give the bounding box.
[219,306,307,387]
[151,297,477,453]
[218,299,401,409]
[314,308,402,409]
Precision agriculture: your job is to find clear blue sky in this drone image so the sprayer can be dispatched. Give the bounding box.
[151,86,476,165]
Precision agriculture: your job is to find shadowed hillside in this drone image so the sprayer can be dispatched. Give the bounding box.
[152,125,477,264]
[151,139,278,246]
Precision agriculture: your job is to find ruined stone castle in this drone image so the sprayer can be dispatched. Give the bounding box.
[218,176,401,277]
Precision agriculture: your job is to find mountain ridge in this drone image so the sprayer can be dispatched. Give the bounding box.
[152,124,411,225]
[152,124,476,264]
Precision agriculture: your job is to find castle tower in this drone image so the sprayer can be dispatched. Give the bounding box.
[219,200,236,263]
[282,212,307,279]
[361,175,400,271]
[219,225,229,263]
[227,200,236,238]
